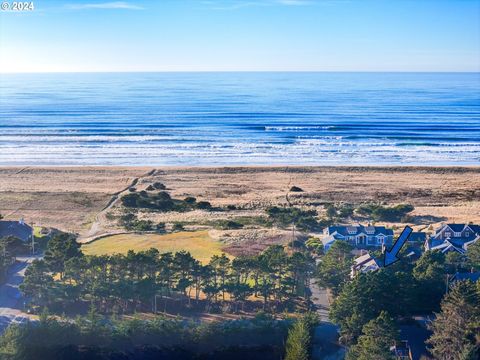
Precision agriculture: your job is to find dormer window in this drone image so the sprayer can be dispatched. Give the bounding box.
[347,227,357,235]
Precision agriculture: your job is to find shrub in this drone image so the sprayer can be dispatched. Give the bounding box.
[289,186,304,192]
[121,193,141,208]
[196,201,212,210]
[217,220,244,230]
[184,196,196,204]
[152,182,166,190]
[172,223,185,232]
[356,203,414,222]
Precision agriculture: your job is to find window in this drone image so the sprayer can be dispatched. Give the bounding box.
[445,232,451,238]
[454,232,461,237]
[465,232,470,237]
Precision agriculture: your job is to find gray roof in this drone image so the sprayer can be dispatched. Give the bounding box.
[0,221,33,241]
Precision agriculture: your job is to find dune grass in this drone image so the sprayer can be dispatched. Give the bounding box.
[82,230,229,264]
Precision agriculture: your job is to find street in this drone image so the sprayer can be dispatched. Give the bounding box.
[0,256,39,334]
[310,279,346,360]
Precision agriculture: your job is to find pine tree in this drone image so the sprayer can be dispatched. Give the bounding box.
[284,318,311,360]
[427,280,480,360]
[346,311,399,360]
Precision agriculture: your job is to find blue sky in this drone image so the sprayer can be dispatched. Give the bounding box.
[0,0,479,72]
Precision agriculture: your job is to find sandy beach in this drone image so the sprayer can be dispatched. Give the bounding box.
[0,166,478,239]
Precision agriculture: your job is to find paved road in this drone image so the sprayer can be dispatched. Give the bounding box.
[310,280,346,360]
[0,256,39,334]
[310,278,331,322]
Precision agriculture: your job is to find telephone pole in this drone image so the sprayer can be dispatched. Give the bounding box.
[31,222,35,255]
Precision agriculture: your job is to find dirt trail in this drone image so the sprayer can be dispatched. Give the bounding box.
[78,169,156,243]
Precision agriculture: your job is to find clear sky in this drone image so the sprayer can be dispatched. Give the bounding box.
[0,0,479,72]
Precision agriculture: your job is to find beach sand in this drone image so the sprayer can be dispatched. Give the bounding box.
[0,166,479,244]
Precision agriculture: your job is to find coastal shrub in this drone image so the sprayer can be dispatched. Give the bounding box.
[121,193,141,208]
[356,203,414,222]
[325,204,337,219]
[152,182,166,190]
[216,220,244,230]
[305,237,324,255]
[289,186,304,192]
[267,206,319,231]
[226,204,237,210]
[145,184,155,191]
[196,201,213,210]
[184,196,196,204]
[121,191,214,213]
[338,205,354,219]
[172,223,185,232]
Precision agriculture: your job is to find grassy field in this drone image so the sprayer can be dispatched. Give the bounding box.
[82,230,229,263]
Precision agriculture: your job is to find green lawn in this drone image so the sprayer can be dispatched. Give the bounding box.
[82,230,229,264]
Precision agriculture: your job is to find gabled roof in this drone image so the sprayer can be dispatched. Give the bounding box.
[430,240,465,254]
[0,221,33,242]
[326,224,393,238]
[446,224,466,233]
[353,253,381,268]
[408,232,426,242]
[433,223,480,241]
[466,224,480,234]
[354,253,374,266]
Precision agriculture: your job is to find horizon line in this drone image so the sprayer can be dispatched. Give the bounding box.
[2,70,479,74]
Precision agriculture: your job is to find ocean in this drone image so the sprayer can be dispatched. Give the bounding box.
[0,72,479,166]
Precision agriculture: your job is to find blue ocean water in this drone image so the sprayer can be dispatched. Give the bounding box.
[0,72,479,166]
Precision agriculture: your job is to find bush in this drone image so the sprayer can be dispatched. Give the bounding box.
[172,223,185,232]
[184,196,196,204]
[217,220,244,230]
[196,201,212,210]
[121,193,141,208]
[289,186,304,192]
[152,182,166,190]
[267,206,319,231]
[356,203,414,222]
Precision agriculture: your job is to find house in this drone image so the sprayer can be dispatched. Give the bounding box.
[350,252,382,277]
[322,224,394,251]
[425,223,480,254]
[390,340,412,360]
[407,232,426,243]
[0,220,33,242]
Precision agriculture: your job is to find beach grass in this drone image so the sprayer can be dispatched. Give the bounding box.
[81,230,229,264]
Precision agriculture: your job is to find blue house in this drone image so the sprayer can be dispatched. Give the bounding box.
[425,223,480,254]
[322,224,394,251]
[0,220,33,242]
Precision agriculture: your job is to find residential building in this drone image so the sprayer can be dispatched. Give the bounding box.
[322,224,394,251]
[350,252,382,277]
[390,340,413,360]
[425,223,480,254]
[0,219,33,242]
